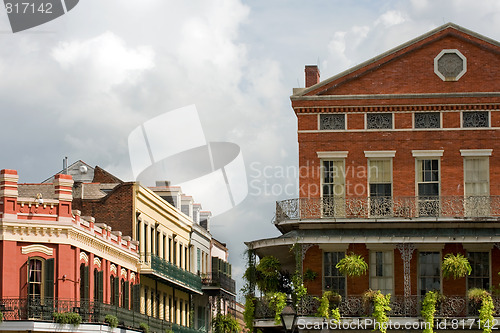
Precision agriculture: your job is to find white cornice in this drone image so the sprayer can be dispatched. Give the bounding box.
[21,244,53,256]
[412,150,444,157]
[317,151,349,159]
[364,151,396,158]
[460,149,493,157]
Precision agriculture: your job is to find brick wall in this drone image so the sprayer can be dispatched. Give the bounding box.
[73,183,135,238]
[303,245,322,296]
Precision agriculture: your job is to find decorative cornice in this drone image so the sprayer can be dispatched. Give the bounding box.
[21,244,53,256]
[294,103,500,113]
[121,268,127,278]
[94,257,101,268]
[110,264,117,275]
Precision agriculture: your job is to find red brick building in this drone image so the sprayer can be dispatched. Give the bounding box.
[247,23,500,330]
[0,169,142,332]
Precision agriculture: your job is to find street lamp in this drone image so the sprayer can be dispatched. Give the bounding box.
[280,296,297,333]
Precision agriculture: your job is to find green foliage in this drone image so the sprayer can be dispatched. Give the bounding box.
[212,313,240,333]
[243,296,256,332]
[0,311,3,323]
[331,307,341,324]
[304,268,318,281]
[421,291,439,333]
[323,290,342,306]
[165,330,174,333]
[336,253,368,277]
[52,312,82,326]
[291,273,307,306]
[104,314,119,328]
[468,289,495,333]
[139,322,150,333]
[255,256,281,293]
[442,253,471,279]
[315,292,342,322]
[363,290,391,333]
[268,292,287,325]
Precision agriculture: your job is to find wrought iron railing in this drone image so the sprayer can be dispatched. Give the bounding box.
[275,196,500,223]
[0,298,207,333]
[254,295,500,319]
[150,255,202,293]
[201,272,236,294]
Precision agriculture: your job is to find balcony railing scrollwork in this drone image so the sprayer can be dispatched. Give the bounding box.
[150,255,202,293]
[275,196,500,223]
[254,295,500,320]
[201,272,236,294]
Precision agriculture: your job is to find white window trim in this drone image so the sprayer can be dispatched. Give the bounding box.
[364,151,396,158]
[412,150,444,157]
[317,151,348,159]
[369,250,394,294]
[434,49,467,81]
[460,149,493,157]
[367,158,394,199]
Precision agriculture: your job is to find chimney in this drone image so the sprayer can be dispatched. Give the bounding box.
[305,65,320,88]
[0,169,18,217]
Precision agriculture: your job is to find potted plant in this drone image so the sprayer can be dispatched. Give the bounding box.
[467,288,494,333]
[442,253,471,279]
[324,290,342,307]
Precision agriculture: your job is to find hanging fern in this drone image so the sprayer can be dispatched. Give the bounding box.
[336,253,368,277]
[442,253,471,279]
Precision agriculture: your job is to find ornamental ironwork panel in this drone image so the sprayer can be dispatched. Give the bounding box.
[367,113,392,129]
[415,113,440,128]
[320,114,345,130]
[275,196,500,223]
[463,111,489,128]
[437,53,464,78]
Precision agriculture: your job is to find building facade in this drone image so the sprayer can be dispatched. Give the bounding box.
[247,23,500,331]
[0,169,141,332]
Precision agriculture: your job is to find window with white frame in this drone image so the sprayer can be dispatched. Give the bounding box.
[464,158,489,197]
[419,252,441,296]
[322,159,345,217]
[416,159,440,216]
[323,252,346,296]
[467,252,489,290]
[369,159,392,216]
[369,251,393,294]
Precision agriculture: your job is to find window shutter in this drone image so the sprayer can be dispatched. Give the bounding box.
[132,284,141,312]
[212,257,218,274]
[45,258,54,299]
[98,271,104,303]
[83,265,90,300]
[124,281,129,309]
[114,276,120,305]
[27,257,32,298]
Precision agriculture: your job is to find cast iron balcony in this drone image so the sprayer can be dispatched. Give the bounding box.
[150,255,202,293]
[201,271,236,295]
[275,196,500,223]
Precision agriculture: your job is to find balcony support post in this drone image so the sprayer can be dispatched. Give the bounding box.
[397,243,416,315]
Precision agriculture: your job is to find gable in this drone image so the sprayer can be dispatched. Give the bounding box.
[301,23,500,97]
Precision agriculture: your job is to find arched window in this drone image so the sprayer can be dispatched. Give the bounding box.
[27,257,54,301]
[28,259,43,299]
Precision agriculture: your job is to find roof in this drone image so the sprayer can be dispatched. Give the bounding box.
[292,22,500,100]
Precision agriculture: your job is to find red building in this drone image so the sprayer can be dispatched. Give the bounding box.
[247,23,500,331]
[0,169,143,332]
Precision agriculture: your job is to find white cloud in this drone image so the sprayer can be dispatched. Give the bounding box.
[51,31,155,90]
[375,10,407,27]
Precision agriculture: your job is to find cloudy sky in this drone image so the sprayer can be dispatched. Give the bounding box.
[3,0,500,300]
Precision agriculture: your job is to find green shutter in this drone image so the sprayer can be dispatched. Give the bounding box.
[27,258,32,298]
[212,257,218,274]
[98,271,104,303]
[45,258,54,299]
[132,284,141,312]
[114,277,119,305]
[83,265,90,300]
[124,281,129,309]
